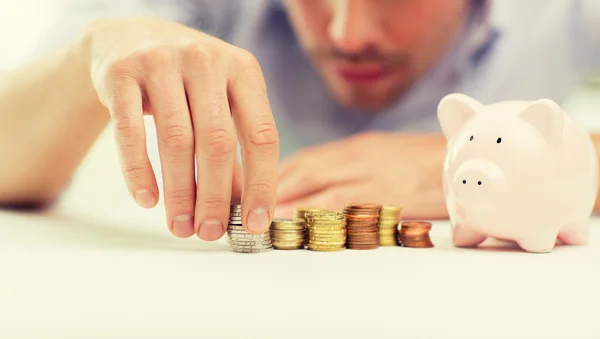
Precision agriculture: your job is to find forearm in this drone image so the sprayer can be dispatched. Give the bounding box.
[0,39,109,206]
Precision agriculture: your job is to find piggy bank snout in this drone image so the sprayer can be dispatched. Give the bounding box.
[452,160,504,205]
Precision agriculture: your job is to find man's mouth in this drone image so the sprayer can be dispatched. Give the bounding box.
[335,63,390,84]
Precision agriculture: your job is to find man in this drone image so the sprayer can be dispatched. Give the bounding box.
[0,0,599,242]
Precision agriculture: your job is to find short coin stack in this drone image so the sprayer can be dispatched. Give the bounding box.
[344,204,382,250]
[270,218,305,250]
[293,208,323,246]
[305,211,347,252]
[226,205,273,253]
[377,206,402,246]
[397,221,434,248]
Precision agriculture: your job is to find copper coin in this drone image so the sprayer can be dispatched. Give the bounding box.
[401,221,432,229]
[345,203,382,209]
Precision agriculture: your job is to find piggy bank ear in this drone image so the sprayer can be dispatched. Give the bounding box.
[437,93,482,140]
[519,99,564,147]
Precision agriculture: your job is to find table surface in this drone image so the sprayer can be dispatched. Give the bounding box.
[2,123,600,339]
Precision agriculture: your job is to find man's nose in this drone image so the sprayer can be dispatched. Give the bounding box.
[328,0,383,54]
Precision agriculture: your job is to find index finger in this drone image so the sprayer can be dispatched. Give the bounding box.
[228,50,279,234]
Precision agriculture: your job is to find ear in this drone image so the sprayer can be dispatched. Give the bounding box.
[437,93,482,140]
[519,99,564,147]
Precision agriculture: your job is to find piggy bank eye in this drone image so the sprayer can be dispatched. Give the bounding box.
[496,137,502,143]
[469,135,474,141]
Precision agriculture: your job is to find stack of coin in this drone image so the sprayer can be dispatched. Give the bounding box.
[397,221,434,248]
[293,207,323,246]
[377,206,402,246]
[343,204,382,250]
[270,218,305,250]
[304,210,346,252]
[225,205,273,253]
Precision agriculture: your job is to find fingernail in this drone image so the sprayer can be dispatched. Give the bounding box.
[135,189,156,208]
[247,208,270,233]
[172,215,194,238]
[198,220,224,241]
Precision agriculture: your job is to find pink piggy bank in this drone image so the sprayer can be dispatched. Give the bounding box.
[437,93,598,253]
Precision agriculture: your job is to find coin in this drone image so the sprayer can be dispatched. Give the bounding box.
[304,210,346,252]
[397,221,434,248]
[269,218,305,250]
[343,204,381,250]
[225,204,273,253]
[377,205,402,246]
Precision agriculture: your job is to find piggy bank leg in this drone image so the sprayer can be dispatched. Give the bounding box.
[558,223,589,246]
[517,233,558,253]
[452,223,487,248]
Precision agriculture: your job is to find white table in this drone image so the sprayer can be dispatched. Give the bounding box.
[1,120,599,339]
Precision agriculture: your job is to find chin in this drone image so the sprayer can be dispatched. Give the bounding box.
[322,73,407,112]
[331,88,398,111]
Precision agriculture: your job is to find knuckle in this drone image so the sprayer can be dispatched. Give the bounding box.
[248,181,275,194]
[302,172,319,188]
[235,49,260,70]
[122,166,146,181]
[198,194,228,210]
[201,128,236,159]
[140,46,177,72]
[184,44,219,70]
[249,122,279,148]
[103,57,139,84]
[113,116,141,146]
[166,188,196,208]
[163,124,194,154]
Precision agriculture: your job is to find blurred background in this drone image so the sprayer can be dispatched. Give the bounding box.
[1,0,599,127]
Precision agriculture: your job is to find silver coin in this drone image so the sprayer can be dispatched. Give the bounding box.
[230,248,273,253]
[227,236,271,242]
[227,233,269,239]
[228,241,268,246]
[229,212,242,217]
[228,221,243,226]
[226,233,270,239]
[229,245,273,251]
[228,236,271,243]
[227,240,273,247]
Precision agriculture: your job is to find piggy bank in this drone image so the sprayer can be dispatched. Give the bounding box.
[437,93,598,253]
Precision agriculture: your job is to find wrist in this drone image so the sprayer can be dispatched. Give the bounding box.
[68,21,109,121]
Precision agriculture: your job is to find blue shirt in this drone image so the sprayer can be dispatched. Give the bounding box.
[36,0,600,158]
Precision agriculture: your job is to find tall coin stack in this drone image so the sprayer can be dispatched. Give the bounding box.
[377,206,402,246]
[226,205,274,253]
[397,221,434,248]
[293,208,323,247]
[270,218,305,250]
[344,204,382,250]
[304,211,347,252]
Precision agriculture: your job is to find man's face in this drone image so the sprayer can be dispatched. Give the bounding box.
[285,0,470,111]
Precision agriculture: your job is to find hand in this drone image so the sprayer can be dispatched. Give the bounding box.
[85,18,279,240]
[275,132,448,220]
